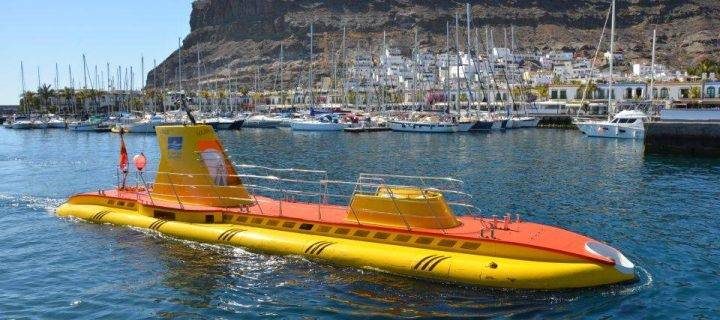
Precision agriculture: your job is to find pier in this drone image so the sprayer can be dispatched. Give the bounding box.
[644,121,720,156]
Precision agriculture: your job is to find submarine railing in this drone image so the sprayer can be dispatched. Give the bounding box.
[128,169,482,231]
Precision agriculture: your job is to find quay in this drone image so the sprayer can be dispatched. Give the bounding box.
[645,121,720,156]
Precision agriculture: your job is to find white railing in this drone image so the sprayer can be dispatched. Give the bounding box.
[106,162,485,233]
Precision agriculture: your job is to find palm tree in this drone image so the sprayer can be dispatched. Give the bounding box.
[20,91,38,114]
[58,87,75,115]
[687,59,720,77]
[37,84,55,113]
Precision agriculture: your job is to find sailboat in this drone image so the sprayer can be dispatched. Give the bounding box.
[291,24,349,132]
[575,0,647,139]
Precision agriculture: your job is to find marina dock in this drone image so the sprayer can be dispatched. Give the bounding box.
[645,121,720,156]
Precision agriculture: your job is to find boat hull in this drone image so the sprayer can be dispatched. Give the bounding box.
[12,122,33,129]
[290,122,348,131]
[389,121,458,133]
[576,122,644,139]
[470,120,494,131]
[56,200,635,289]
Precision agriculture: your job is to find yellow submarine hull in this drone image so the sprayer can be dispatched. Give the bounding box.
[56,202,634,289]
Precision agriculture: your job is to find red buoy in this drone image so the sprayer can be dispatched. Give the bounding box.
[133,153,147,171]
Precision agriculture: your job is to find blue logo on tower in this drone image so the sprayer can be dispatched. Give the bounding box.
[168,136,183,159]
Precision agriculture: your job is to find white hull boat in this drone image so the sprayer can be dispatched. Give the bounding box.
[389,121,458,133]
[290,120,349,131]
[507,117,540,129]
[243,115,282,128]
[576,110,647,140]
[12,120,33,129]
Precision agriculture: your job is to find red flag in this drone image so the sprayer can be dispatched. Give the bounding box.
[119,134,128,173]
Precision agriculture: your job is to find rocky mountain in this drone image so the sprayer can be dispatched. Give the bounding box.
[147,0,720,91]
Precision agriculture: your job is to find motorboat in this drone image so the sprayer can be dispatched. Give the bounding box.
[576,110,647,139]
[506,116,540,129]
[56,122,636,289]
[242,115,282,128]
[201,116,238,131]
[121,114,182,134]
[11,116,34,129]
[389,113,459,133]
[46,116,67,129]
[290,114,349,131]
[31,119,49,129]
[69,116,106,132]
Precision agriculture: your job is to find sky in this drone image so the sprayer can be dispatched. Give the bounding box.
[0,1,192,105]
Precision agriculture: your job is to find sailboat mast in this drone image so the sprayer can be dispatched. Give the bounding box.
[20,62,26,94]
[445,21,450,106]
[55,63,59,89]
[465,3,476,111]
[308,24,314,107]
[37,66,41,90]
[455,13,461,111]
[608,0,615,115]
[178,37,183,92]
[280,43,284,93]
[412,27,418,108]
[196,48,201,93]
[649,28,656,101]
[341,25,347,107]
[68,65,73,89]
[82,54,88,89]
[141,55,145,89]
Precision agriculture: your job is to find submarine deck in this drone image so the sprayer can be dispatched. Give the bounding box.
[77,189,614,265]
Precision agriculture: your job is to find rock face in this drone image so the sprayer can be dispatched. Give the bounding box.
[147,0,720,90]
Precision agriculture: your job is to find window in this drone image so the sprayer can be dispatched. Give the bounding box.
[652,88,658,99]
[551,90,558,99]
[559,90,567,99]
[625,88,633,99]
[660,88,669,99]
[707,87,716,98]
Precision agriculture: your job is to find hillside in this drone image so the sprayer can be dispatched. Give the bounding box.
[147,0,720,90]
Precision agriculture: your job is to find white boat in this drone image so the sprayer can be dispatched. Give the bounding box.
[290,114,349,131]
[122,114,181,134]
[506,116,540,129]
[201,117,237,130]
[243,115,282,128]
[32,119,48,129]
[46,117,66,128]
[11,117,33,129]
[576,110,647,139]
[389,120,458,133]
[69,116,105,131]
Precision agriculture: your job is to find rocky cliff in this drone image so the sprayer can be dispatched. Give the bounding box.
[147,0,720,90]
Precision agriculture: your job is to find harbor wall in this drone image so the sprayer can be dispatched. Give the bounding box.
[644,121,720,156]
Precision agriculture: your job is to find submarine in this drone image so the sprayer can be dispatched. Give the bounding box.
[56,110,635,289]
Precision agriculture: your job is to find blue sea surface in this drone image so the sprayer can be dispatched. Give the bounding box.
[0,127,718,319]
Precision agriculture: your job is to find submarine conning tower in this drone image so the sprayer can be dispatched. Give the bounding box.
[150,124,461,230]
[151,125,253,207]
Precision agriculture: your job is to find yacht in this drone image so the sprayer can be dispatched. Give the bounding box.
[242,115,282,128]
[11,116,33,129]
[506,116,540,129]
[389,114,459,133]
[69,116,105,132]
[121,114,182,134]
[290,114,349,131]
[46,116,66,129]
[576,110,647,139]
[31,118,48,129]
[201,116,238,131]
